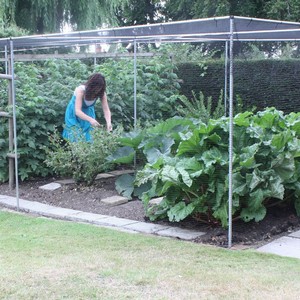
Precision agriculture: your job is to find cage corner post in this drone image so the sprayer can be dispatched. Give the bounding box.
[9,39,20,210]
[228,16,234,249]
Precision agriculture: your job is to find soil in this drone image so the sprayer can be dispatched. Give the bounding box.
[0,176,299,249]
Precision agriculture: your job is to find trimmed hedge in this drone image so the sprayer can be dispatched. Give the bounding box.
[176,59,300,113]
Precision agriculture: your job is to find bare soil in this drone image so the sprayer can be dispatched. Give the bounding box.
[0,176,299,249]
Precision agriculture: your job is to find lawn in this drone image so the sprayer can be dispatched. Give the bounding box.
[0,210,299,300]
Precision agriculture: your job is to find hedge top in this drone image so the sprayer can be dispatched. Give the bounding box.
[1,16,300,50]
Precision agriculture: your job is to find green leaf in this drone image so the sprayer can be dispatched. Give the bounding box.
[144,148,164,167]
[271,130,292,150]
[161,165,179,183]
[177,129,201,156]
[271,154,295,181]
[232,173,247,196]
[167,201,195,222]
[234,111,252,126]
[246,170,262,191]
[240,205,266,223]
[212,203,228,228]
[177,167,193,187]
[115,174,134,199]
[118,130,143,148]
[106,146,134,164]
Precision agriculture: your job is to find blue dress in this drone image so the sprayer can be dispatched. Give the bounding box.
[62,85,96,142]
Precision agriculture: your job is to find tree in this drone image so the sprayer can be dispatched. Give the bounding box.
[1,0,129,34]
[115,0,164,26]
[163,0,300,22]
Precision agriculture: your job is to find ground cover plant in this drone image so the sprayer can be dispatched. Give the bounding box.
[1,211,300,299]
[110,108,300,227]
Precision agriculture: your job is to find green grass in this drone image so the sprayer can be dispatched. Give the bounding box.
[0,211,299,300]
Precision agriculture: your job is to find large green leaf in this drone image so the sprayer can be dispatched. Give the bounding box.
[271,154,295,181]
[212,203,228,228]
[271,130,292,150]
[118,130,143,148]
[115,174,134,199]
[106,146,135,164]
[177,129,201,156]
[232,173,247,196]
[167,201,195,222]
[234,111,252,126]
[240,205,266,222]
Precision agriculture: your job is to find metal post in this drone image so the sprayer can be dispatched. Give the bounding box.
[4,45,8,74]
[133,39,137,129]
[133,40,137,169]
[228,17,234,248]
[10,39,20,210]
[224,41,228,116]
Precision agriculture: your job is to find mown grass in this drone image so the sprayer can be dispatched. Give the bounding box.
[0,210,299,300]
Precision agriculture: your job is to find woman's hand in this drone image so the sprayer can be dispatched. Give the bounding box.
[106,124,112,132]
[90,119,100,127]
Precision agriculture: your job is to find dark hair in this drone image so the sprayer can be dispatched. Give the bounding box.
[84,73,106,100]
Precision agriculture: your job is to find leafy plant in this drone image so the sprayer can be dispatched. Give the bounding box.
[176,90,225,122]
[94,53,181,129]
[45,126,123,185]
[0,57,180,182]
[109,108,300,227]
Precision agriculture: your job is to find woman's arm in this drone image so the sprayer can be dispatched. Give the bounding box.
[101,92,112,131]
[75,87,100,127]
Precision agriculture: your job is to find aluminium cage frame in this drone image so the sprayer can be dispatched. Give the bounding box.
[1,15,300,247]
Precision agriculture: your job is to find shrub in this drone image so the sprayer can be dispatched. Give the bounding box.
[45,126,123,185]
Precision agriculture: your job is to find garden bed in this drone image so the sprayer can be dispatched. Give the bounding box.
[0,176,299,248]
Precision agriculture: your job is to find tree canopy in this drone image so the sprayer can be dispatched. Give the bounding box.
[0,0,128,34]
[163,0,300,22]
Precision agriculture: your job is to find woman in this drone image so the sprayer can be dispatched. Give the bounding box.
[62,73,112,142]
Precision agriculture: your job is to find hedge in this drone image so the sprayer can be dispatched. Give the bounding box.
[176,59,300,113]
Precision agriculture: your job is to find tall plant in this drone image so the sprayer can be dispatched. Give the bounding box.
[109,108,300,227]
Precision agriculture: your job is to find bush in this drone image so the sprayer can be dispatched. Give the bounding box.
[44,126,123,185]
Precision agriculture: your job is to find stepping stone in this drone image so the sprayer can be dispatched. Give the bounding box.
[54,179,76,185]
[39,182,61,191]
[108,169,134,176]
[101,195,128,206]
[95,173,115,180]
[257,236,300,259]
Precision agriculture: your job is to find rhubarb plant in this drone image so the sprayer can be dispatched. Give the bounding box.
[109,108,300,227]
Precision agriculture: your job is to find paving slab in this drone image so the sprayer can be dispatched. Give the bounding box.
[257,236,300,259]
[54,178,76,185]
[0,195,17,205]
[289,230,300,238]
[123,222,171,234]
[157,227,206,240]
[101,195,128,206]
[39,182,61,191]
[68,211,110,223]
[41,207,82,218]
[95,173,115,180]
[18,200,55,212]
[108,169,134,176]
[94,216,139,227]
